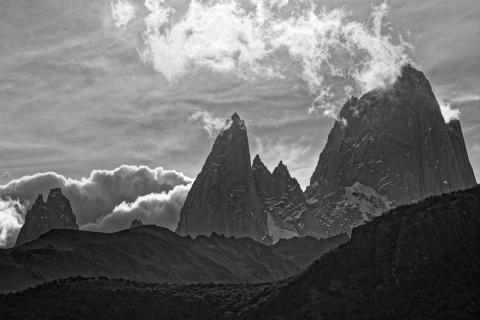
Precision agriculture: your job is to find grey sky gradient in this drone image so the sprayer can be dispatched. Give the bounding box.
[0,0,479,191]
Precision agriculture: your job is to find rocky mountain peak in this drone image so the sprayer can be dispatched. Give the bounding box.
[130,218,144,229]
[15,188,78,246]
[272,161,289,178]
[176,113,267,242]
[34,194,45,205]
[252,154,264,168]
[303,65,477,238]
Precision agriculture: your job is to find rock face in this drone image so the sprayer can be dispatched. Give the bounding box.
[15,188,78,246]
[252,156,308,242]
[176,113,267,242]
[303,65,477,238]
[130,218,144,228]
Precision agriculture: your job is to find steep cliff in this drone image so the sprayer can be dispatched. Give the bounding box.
[176,113,267,242]
[15,188,78,246]
[303,65,477,237]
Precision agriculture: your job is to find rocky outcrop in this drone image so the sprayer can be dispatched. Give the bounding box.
[252,156,308,242]
[15,188,78,246]
[303,65,477,238]
[176,113,268,242]
[130,218,144,228]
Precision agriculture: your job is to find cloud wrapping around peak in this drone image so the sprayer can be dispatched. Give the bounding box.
[189,111,230,137]
[0,165,192,246]
[113,0,411,119]
[439,100,461,123]
[110,0,137,29]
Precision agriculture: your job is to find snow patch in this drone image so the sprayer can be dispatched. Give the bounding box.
[267,212,298,243]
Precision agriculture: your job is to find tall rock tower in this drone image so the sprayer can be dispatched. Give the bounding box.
[15,188,79,246]
[176,113,268,241]
[303,65,477,238]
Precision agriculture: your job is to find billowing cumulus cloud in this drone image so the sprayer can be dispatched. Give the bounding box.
[0,198,25,248]
[189,111,230,137]
[113,0,411,119]
[110,0,137,29]
[0,165,192,246]
[83,183,191,233]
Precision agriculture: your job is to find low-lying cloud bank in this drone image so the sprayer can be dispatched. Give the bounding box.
[0,165,192,247]
[0,198,25,247]
[83,183,191,233]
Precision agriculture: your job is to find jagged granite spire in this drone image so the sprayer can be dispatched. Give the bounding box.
[176,113,268,242]
[15,188,78,246]
[303,64,477,238]
[252,157,308,242]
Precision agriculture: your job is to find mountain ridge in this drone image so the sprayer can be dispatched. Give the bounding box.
[0,224,347,293]
[2,184,478,319]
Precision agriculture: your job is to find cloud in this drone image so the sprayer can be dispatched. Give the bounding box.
[0,198,25,248]
[189,111,230,137]
[439,99,460,123]
[83,183,191,233]
[112,0,411,119]
[0,165,192,246]
[110,0,137,29]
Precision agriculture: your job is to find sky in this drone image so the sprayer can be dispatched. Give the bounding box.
[0,0,479,246]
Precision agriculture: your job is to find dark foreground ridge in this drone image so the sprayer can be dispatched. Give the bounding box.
[1,185,479,319]
[0,226,346,293]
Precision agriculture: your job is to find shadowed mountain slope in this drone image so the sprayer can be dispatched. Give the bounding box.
[0,225,346,293]
[2,184,479,319]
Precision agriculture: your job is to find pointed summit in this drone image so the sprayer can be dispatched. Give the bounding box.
[304,65,476,238]
[252,154,263,166]
[177,114,267,242]
[231,112,240,122]
[252,158,307,242]
[272,161,289,177]
[15,188,78,246]
[252,155,272,203]
[34,194,45,205]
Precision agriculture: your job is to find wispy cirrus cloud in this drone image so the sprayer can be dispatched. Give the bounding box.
[188,110,230,138]
[110,0,137,29]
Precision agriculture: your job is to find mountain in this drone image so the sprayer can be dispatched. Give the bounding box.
[0,225,347,293]
[252,156,308,242]
[3,185,478,319]
[176,113,268,242]
[130,218,144,228]
[303,65,477,237]
[15,188,78,246]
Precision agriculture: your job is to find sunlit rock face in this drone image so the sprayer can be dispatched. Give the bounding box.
[176,113,268,242]
[15,188,78,246]
[303,65,477,238]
